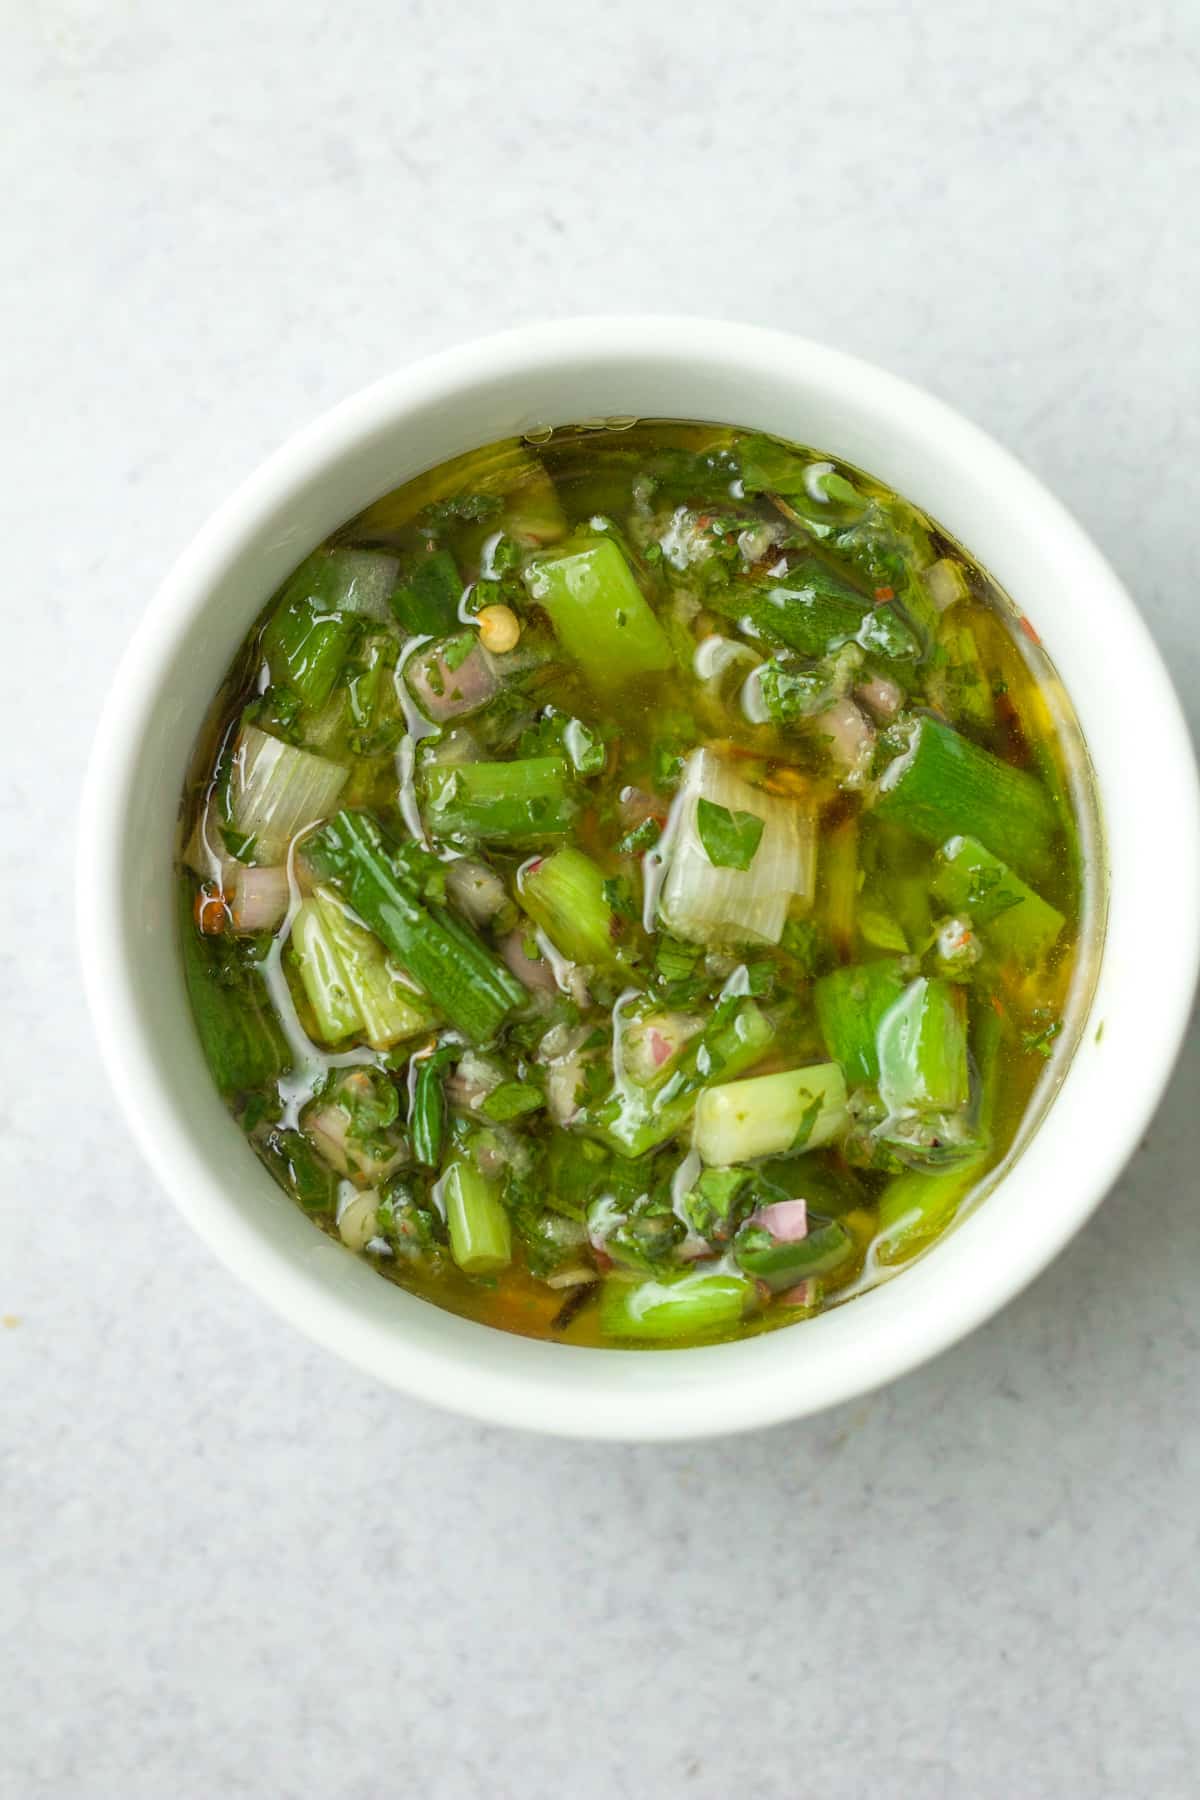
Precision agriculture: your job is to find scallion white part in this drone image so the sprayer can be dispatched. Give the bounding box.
[229,725,348,864]
[657,748,816,946]
[693,1062,848,1166]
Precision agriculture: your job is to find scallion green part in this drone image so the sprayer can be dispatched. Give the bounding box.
[441,1157,512,1274]
[305,809,524,1043]
[875,716,1057,879]
[524,537,674,691]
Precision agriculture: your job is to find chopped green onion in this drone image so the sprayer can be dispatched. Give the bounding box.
[410,1044,457,1166]
[693,1061,848,1166]
[306,810,524,1043]
[518,847,624,967]
[875,977,969,1114]
[591,999,775,1159]
[179,882,291,1095]
[875,716,1057,879]
[524,537,674,691]
[658,749,816,947]
[441,1157,512,1274]
[733,1218,855,1289]
[419,757,576,841]
[290,899,360,1042]
[599,1268,753,1341]
[930,836,1064,960]
[874,1159,986,1266]
[814,958,909,1085]
[228,726,348,866]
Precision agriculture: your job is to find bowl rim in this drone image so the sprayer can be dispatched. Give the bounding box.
[78,316,1200,1439]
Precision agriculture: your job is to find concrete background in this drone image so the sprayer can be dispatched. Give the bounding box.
[3,3,1198,1795]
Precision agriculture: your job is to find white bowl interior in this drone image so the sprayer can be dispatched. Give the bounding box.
[79,320,1200,1438]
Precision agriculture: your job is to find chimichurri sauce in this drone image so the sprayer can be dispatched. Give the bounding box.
[178,420,1100,1347]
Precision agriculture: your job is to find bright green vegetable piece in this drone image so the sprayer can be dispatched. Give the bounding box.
[410,1044,457,1166]
[524,537,674,691]
[874,716,1057,879]
[442,1158,512,1274]
[389,549,462,636]
[420,758,576,840]
[693,1061,848,1166]
[256,1126,338,1214]
[179,883,291,1095]
[874,1159,987,1266]
[543,1132,611,1221]
[291,898,361,1042]
[814,958,909,1085]
[931,619,995,730]
[709,557,921,666]
[305,810,524,1043]
[314,889,435,1047]
[590,999,775,1159]
[291,888,436,1049]
[733,1218,855,1289]
[261,572,363,714]
[876,977,969,1114]
[480,1081,544,1123]
[518,846,624,967]
[600,1268,753,1341]
[931,836,1064,960]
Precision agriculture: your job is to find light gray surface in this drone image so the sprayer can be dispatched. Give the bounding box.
[3,3,1198,1795]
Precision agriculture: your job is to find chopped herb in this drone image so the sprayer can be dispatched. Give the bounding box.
[602,876,639,921]
[696,798,764,871]
[617,816,662,856]
[1021,1017,1063,1060]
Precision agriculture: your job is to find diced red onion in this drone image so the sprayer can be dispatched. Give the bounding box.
[855,674,904,722]
[500,928,558,994]
[305,1105,351,1174]
[445,857,509,926]
[754,1199,808,1241]
[231,864,290,932]
[407,644,498,723]
[445,1051,502,1112]
[779,1279,818,1308]
[815,698,875,786]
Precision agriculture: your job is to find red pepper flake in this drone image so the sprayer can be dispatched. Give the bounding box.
[195,887,229,935]
[1019,614,1041,645]
[990,993,1006,1019]
[873,585,894,604]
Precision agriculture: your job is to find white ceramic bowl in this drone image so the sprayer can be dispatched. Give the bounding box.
[78,318,1200,1440]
